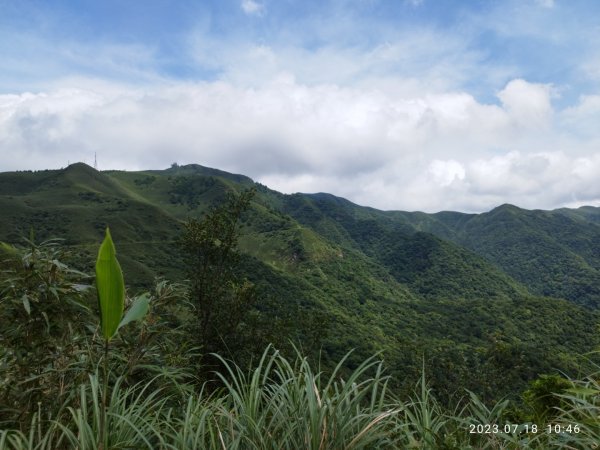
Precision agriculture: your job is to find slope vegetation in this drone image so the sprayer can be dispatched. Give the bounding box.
[1,163,598,401]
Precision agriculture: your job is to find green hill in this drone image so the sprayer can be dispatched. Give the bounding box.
[1,163,598,401]
[393,203,600,307]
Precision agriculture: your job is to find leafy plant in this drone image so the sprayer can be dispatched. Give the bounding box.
[522,374,572,423]
[94,227,150,448]
[0,234,92,427]
[112,278,200,395]
[179,188,262,370]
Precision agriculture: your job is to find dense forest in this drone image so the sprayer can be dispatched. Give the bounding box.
[1,162,599,448]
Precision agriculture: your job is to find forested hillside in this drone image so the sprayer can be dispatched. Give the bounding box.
[1,163,599,404]
[402,204,600,307]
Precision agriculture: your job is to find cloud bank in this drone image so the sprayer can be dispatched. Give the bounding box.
[1,76,599,212]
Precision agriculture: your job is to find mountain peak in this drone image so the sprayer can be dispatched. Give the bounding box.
[306,192,353,205]
[163,163,254,184]
[64,162,97,173]
[491,203,521,212]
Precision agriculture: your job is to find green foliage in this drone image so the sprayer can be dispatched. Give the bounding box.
[59,374,167,450]
[210,347,398,449]
[95,228,125,341]
[522,374,572,423]
[399,368,448,448]
[2,163,600,409]
[0,236,92,427]
[416,204,600,308]
[0,231,599,449]
[101,277,199,396]
[117,293,150,331]
[3,344,600,449]
[180,188,267,368]
[93,229,159,448]
[168,175,217,209]
[544,364,600,448]
[95,227,151,342]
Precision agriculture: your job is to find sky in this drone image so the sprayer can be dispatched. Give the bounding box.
[1,0,600,212]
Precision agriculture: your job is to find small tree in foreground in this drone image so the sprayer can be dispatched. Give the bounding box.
[179,189,260,367]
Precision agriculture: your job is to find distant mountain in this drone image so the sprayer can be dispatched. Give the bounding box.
[1,163,598,402]
[398,203,600,307]
[282,191,600,307]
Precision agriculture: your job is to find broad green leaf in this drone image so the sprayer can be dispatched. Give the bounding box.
[95,228,125,341]
[118,293,150,330]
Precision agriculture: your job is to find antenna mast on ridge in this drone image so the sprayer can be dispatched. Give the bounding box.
[94,152,98,170]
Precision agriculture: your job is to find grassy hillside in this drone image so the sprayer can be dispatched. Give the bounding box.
[0,164,183,286]
[1,163,598,402]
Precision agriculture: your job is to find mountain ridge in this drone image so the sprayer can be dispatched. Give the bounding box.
[1,162,599,401]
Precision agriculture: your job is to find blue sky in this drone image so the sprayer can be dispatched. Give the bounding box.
[1,0,600,212]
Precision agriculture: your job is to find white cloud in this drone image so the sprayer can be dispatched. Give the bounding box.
[428,160,466,187]
[564,94,600,118]
[534,0,554,8]
[241,0,264,16]
[187,26,484,92]
[0,77,599,213]
[497,79,553,128]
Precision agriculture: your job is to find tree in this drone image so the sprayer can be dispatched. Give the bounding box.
[522,374,572,423]
[180,188,258,366]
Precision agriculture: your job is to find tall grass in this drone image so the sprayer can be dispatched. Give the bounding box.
[397,369,448,448]
[209,346,398,449]
[543,363,600,449]
[0,347,401,449]
[2,346,600,449]
[0,373,167,450]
